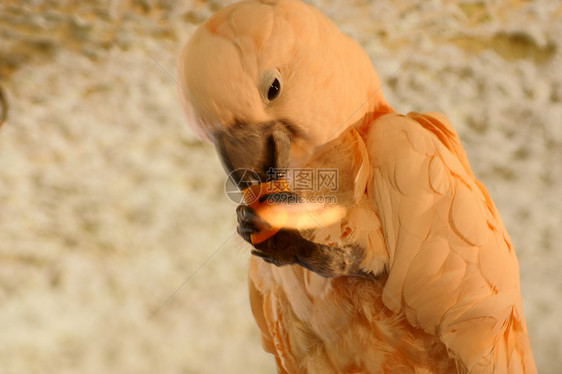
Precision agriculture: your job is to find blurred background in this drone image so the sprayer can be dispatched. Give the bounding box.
[0,0,560,373]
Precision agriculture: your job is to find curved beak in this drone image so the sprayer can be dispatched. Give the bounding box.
[215,121,292,188]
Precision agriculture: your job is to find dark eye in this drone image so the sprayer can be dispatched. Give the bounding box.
[261,69,282,104]
[267,78,281,101]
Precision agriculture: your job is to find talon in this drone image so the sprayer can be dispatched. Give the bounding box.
[251,249,268,259]
[237,205,272,230]
[237,225,253,243]
[251,250,277,265]
[236,205,249,225]
[251,249,291,267]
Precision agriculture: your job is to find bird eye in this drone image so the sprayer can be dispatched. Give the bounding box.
[261,69,282,104]
[267,78,280,101]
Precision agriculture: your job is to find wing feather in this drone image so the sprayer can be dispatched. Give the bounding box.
[366,112,536,373]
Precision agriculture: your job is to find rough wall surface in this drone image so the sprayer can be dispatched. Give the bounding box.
[0,0,560,373]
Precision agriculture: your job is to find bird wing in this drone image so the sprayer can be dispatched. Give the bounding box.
[365,112,536,373]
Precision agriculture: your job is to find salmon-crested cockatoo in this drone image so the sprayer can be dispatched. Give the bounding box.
[177,0,537,372]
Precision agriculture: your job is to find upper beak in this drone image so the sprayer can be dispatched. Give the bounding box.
[214,121,292,188]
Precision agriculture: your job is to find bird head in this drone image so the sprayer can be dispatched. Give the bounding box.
[177,0,391,187]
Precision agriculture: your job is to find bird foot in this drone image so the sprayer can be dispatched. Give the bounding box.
[237,204,367,278]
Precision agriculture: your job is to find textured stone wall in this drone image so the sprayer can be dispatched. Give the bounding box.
[0,1,560,372]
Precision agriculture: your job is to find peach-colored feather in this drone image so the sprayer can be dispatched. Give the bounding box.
[249,112,536,373]
[177,1,536,372]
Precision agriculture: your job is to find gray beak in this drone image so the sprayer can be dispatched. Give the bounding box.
[215,121,292,188]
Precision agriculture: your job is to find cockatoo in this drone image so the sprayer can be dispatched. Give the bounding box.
[177,0,537,372]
